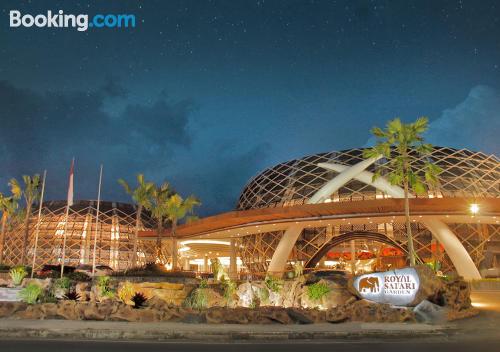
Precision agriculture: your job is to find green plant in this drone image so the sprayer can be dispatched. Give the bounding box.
[265,275,283,293]
[66,271,91,282]
[131,292,148,308]
[256,287,270,305]
[365,117,442,266]
[9,175,41,265]
[293,262,304,278]
[40,291,58,303]
[55,277,71,290]
[186,280,209,310]
[97,275,115,297]
[9,266,27,286]
[118,281,135,302]
[64,290,81,301]
[307,282,330,301]
[221,277,237,303]
[19,283,43,304]
[118,174,155,267]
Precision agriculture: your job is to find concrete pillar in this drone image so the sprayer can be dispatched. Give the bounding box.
[203,254,209,272]
[229,239,237,279]
[183,257,190,271]
[350,240,356,274]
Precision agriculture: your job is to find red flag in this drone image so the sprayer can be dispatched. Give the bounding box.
[67,159,74,206]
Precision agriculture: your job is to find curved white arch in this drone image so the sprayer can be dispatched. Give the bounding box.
[267,157,380,275]
[267,159,481,280]
[317,162,481,280]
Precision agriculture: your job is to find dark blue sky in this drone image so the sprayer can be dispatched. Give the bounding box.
[1,0,499,215]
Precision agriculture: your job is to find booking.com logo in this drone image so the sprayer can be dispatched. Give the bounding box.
[9,10,136,32]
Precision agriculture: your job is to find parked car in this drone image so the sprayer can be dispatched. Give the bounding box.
[75,264,113,276]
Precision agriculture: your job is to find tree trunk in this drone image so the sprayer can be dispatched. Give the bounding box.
[404,179,416,266]
[21,203,32,265]
[130,204,142,268]
[0,213,7,264]
[171,219,178,270]
[156,216,163,263]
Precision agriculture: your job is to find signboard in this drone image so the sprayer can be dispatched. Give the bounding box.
[353,267,420,306]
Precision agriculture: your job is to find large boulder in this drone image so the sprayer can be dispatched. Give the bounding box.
[0,302,27,318]
[413,300,447,324]
[350,265,442,307]
[115,281,192,306]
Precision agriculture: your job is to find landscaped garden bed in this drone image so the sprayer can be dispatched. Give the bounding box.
[0,264,478,324]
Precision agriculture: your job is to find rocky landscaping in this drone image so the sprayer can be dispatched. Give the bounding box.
[0,264,478,324]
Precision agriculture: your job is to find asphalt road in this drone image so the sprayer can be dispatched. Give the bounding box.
[1,339,500,352]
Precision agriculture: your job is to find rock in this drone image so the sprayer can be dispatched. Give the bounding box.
[326,306,349,323]
[0,302,27,318]
[76,282,91,301]
[82,303,106,320]
[287,308,314,324]
[446,307,479,321]
[259,307,292,324]
[134,308,158,322]
[438,278,472,311]
[181,312,207,323]
[110,304,137,322]
[206,307,251,324]
[237,282,255,307]
[40,303,58,319]
[413,299,448,324]
[13,304,45,319]
[22,278,52,291]
[350,265,442,307]
[56,300,81,320]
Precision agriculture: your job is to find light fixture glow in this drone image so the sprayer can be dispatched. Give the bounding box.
[470,203,480,215]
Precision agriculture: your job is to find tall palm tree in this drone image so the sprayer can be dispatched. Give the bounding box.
[118,174,154,267]
[9,175,41,265]
[144,182,173,263]
[364,117,441,266]
[165,194,201,270]
[0,193,20,264]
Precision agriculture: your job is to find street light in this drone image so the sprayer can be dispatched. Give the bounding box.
[469,203,480,215]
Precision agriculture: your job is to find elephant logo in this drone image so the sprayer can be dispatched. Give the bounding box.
[358,276,380,293]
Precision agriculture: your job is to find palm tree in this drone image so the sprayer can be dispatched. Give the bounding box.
[118,174,155,268]
[144,182,173,263]
[9,175,41,265]
[0,193,20,263]
[364,117,441,266]
[165,194,201,270]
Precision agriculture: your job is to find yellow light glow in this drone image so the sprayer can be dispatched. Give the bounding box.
[470,203,480,215]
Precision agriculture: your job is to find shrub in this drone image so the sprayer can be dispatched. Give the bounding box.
[19,283,43,304]
[185,280,209,310]
[64,290,81,301]
[221,278,237,303]
[39,291,58,303]
[9,266,27,286]
[131,292,148,309]
[55,277,71,290]
[307,282,330,302]
[66,271,91,282]
[265,275,283,293]
[117,281,135,303]
[256,287,270,305]
[96,275,116,299]
[0,263,11,271]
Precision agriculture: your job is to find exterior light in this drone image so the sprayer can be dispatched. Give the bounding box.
[469,203,480,215]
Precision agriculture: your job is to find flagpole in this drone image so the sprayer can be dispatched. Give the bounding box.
[61,158,74,279]
[30,170,47,279]
[91,164,103,277]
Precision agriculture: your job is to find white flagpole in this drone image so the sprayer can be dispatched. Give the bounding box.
[30,170,47,279]
[92,164,103,277]
[61,158,74,279]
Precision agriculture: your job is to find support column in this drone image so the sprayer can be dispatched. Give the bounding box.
[203,254,209,272]
[422,218,481,280]
[350,240,356,274]
[267,224,304,276]
[229,239,237,279]
[183,257,190,271]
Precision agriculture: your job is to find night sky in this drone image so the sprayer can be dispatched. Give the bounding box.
[1,0,499,216]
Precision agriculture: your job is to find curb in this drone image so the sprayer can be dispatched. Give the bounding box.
[0,322,450,341]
